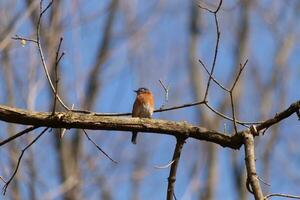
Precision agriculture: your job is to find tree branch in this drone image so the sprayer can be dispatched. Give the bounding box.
[2,127,48,195]
[0,99,298,150]
[166,138,185,200]
[0,104,242,149]
[243,130,264,199]
[0,126,38,146]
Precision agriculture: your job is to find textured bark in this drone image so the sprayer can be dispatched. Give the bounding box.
[243,131,264,200]
[0,104,244,149]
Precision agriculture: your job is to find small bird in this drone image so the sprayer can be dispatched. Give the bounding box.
[131,87,154,144]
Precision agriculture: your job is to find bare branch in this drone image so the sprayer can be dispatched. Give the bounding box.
[265,193,300,199]
[202,0,222,101]
[83,130,118,164]
[11,35,37,44]
[154,160,175,169]
[0,177,6,184]
[205,102,262,126]
[2,127,48,195]
[230,60,248,91]
[256,101,300,132]
[229,60,249,134]
[0,126,38,146]
[52,37,64,115]
[36,0,70,111]
[71,100,207,116]
[243,130,264,199]
[198,0,223,14]
[230,93,238,134]
[159,79,169,109]
[0,104,242,149]
[198,59,229,92]
[166,138,185,200]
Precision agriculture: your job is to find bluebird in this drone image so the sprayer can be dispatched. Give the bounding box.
[131,87,154,144]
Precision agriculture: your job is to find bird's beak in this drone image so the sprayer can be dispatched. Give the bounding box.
[133,90,138,93]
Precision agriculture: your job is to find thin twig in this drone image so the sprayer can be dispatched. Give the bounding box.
[257,176,271,187]
[230,60,248,90]
[198,59,229,92]
[173,192,178,200]
[11,35,37,44]
[265,193,300,199]
[205,102,262,126]
[155,101,206,113]
[159,79,169,109]
[0,126,38,146]
[202,0,223,101]
[36,0,70,111]
[71,100,207,116]
[166,138,186,200]
[154,160,175,169]
[230,93,238,134]
[83,130,118,164]
[198,0,222,14]
[0,177,6,184]
[2,127,48,195]
[228,60,249,134]
[52,37,64,115]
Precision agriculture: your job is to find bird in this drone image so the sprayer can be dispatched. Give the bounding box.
[131,87,154,144]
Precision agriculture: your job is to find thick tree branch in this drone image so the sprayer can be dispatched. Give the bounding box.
[256,101,300,131]
[0,104,242,149]
[243,130,264,199]
[0,99,299,151]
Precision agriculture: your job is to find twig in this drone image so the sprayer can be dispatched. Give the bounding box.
[296,109,300,120]
[0,126,38,146]
[243,130,264,199]
[159,79,169,109]
[230,60,248,90]
[83,130,118,164]
[198,59,229,92]
[205,102,262,126]
[36,0,70,111]
[12,0,69,110]
[2,127,48,195]
[257,176,271,187]
[52,37,65,115]
[198,0,223,13]
[0,177,6,184]
[11,35,37,44]
[230,93,238,134]
[154,160,175,169]
[71,100,207,116]
[155,101,206,113]
[166,138,186,200]
[202,0,223,101]
[265,193,300,199]
[256,101,300,131]
[229,60,249,134]
[173,192,178,200]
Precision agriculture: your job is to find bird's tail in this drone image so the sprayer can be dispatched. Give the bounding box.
[131,131,138,144]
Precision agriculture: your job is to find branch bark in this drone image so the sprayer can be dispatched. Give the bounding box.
[167,138,185,200]
[243,130,264,200]
[0,104,242,149]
